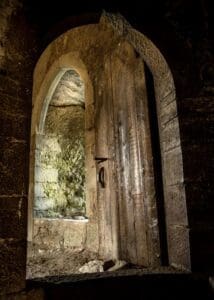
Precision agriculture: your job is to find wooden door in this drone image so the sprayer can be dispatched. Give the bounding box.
[95,39,157,266]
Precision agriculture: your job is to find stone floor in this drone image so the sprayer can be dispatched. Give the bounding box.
[26,248,214,299]
[27,249,100,278]
[27,246,183,280]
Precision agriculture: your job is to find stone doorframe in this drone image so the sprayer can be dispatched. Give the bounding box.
[28,12,191,270]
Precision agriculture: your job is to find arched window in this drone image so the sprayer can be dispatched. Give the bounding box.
[34,69,86,219]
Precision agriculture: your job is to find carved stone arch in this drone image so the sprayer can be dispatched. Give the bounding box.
[102,13,191,270]
[28,13,191,271]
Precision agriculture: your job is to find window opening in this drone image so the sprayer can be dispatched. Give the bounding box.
[35,69,86,219]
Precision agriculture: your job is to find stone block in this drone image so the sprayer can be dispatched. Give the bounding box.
[4,53,33,84]
[164,183,188,226]
[33,218,63,252]
[0,92,30,116]
[179,97,214,115]
[180,118,214,144]
[161,117,181,152]
[0,239,26,295]
[0,140,28,195]
[162,148,184,186]
[0,74,31,101]
[34,149,42,167]
[64,221,86,249]
[155,71,175,102]
[35,167,58,183]
[33,218,87,252]
[185,181,214,226]
[167,224,191,270]
[0,196,27,239]
[160,97,178,126]
[0,111,29,140]
[34,197,54,211]
[34,183,46,198]
[182,144,214,182]
[36,135,61,153]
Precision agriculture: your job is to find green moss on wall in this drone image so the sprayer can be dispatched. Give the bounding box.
[37,105,86,218]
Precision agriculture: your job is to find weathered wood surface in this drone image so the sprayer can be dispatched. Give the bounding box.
[95,39,160,266]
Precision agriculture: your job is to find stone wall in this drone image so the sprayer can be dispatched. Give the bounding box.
[179,96,214,271]
[35,105,85,218]
[163,2,214,272]
[30,16,191,270]
[0,0,213,298]
[29,218,87,256]
[0,0,38,296]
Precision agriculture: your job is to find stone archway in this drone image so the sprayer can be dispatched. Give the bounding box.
[103,12,190,270]
[28,12,190,274]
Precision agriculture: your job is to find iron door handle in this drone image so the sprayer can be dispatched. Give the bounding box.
[99,167,105,188]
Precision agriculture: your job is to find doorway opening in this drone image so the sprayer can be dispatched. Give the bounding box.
[27,69,100,278]
[27,12,190,279]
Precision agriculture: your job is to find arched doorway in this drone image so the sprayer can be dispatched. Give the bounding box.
[27,12,190,277]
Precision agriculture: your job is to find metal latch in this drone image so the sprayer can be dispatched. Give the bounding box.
[94,157,108,188]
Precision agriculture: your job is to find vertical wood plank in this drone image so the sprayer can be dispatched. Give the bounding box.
[109,42,146,264]
[94,75,109,258]
[134,58,161,266]
[94,37,160,266]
